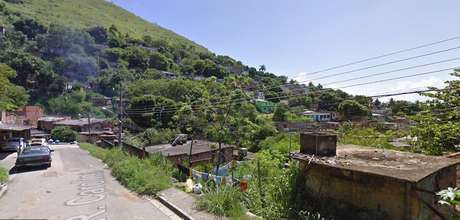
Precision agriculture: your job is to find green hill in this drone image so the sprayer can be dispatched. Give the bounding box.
[2,0,206,51]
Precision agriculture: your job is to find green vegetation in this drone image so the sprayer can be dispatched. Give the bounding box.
[2,0,205,51]
[338,122,401,149]
[79,143,173,195]
[51,126,78,142]
[0,166,8,184]
[0,63,28,110]
[197,150,325,220]
[196,186,246,219]
[258,133,300,153]
[338,100,369,120]
[411,70,460,155]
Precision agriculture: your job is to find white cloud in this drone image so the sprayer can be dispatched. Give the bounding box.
[376,76,448,102]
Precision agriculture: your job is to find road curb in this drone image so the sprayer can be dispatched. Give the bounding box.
[0,183,7,199]
[156,195,195,220]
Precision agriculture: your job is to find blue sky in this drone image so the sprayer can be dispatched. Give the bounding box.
[112,0,460,101]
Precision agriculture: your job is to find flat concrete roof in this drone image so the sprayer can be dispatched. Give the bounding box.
[54,118,107,127]
[38,116,67,122]
[292,144,460,183]
[146,140,233,157]
[0,124,34,131]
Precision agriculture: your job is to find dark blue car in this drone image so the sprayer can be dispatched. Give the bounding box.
[15,146,53,168]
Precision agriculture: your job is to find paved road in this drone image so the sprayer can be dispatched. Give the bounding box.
[0,144,175,220]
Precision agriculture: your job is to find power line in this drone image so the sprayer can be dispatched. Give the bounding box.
[369,89,442,98]
[301,45,460,83]
[124,67,456,115]
[295,35,460,77]
[124,38,460,112]
[124,67,452,115]
[322,57,460,86]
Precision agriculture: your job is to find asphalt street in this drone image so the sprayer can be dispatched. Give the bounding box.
[0,144,175,220]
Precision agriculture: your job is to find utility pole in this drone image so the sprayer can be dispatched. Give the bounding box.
[288,132,292,157]
[87,113,92,144]
[118,84,123,149]
[188,135,193,169]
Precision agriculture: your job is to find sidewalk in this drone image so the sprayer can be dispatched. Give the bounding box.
[159,187,228,220]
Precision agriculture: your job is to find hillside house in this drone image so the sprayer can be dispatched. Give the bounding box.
[54,118,108,132]
[292,132,459,220]
[91,96,111,107]
[0,124,33,142]
[0,111,17,124]
[145,140,234,166]
[37,117,69,132]
[280,83,308,96]
[15,106,44,126]
[161,71,177,79]
[255,99,276,113]
[0,106,44,126]
[299,110,332,122]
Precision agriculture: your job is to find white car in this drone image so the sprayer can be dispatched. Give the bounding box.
[29,138,47,147]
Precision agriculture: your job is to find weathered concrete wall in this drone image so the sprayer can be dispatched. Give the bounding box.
[165,148,233,166]
[298,161,457,220]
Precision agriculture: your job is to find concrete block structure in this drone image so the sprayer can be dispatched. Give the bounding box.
[146,140,234,166]
[300,132,337,156]
[292,141,460,219]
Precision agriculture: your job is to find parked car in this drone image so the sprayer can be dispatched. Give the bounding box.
[15,146,53,168]
[29,138,47,147]
[171,134,188,146]
[1,137,25,152]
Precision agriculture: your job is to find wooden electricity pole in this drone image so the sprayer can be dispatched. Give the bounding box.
[118,84,123,149]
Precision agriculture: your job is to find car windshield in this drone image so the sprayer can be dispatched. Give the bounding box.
[22,147,49,154]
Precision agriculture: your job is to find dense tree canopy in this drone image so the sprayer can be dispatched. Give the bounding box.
[0,64,28,110]
[338,100,370,120]
[411,70,460,155]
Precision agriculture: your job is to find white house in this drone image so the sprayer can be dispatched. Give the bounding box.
[299,110,332,122]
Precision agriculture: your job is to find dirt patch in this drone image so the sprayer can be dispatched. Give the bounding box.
[42,171,58,177]
[121,191,143,203]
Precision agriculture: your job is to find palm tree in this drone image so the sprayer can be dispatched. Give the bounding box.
[259,65,266,72]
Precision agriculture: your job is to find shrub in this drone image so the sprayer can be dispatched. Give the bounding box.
[338,127,399,149]
[196,185,246,219]
[80,142,107,159]
[79,143,173,195]
[258,133,300,154]
[0,166,8,184]
[51,126,78,142]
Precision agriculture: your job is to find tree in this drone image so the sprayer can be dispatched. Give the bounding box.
[51,126,78,142]
[13,18,47,39]
[411,70,460,155]
[273,103,289,122]
[0,64,28,110]
[128,95,177,128]
[149,52,171,71]
[318,90,343,111]
[374,99,382,108]
[47,89,91,118]
[338,100,369,120]
[259,65,266,72]
[87,26,108,44]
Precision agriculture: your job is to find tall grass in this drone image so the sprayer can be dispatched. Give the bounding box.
[79,143,173,195]
[196,185,247,219]
[0,166,8,184]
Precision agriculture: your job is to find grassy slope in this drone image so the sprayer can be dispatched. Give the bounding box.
[3,0,206,51]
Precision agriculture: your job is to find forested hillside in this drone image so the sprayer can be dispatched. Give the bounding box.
[2,0,206,51]
[0,0,375,151]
